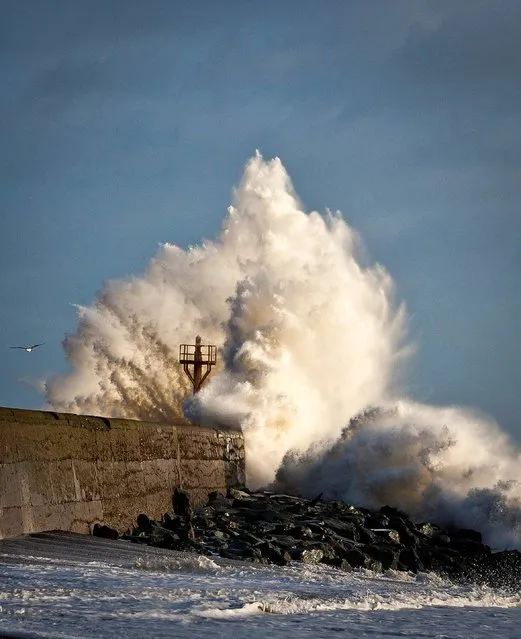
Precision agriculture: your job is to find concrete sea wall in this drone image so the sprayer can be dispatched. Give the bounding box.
[0,407,245,540]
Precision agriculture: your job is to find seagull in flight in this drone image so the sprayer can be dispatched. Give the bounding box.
[9,343,45,353]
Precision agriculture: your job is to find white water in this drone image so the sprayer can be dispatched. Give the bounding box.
[1,534,520,639]
[44,153,521,550]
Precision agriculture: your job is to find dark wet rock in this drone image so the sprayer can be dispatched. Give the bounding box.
[291,547,324,564]
[130,523,185,550]
[388,517,418,547]
[253,521,276,533]
[233,497,271,510]
[312,542,338,564]
[172,488,192,518]
[416,522,443,538]
[364,513,390,529]
[210,494,235,509]
[148,532,182,550]
[212,529,227,540]
[92,523,119,540]
[270,534,299,548]
[161,512,195,541]
[227,487,251,500]
[172,488,192,517]
[364,558,383,572]
[450,539,491,557]
[330,558,353,571]
[448,527,483,545]
[357,527,377,544]
[380,505,409,520]
[90,484,519,591]
[220,538,262,562]
[342,547,367,569]
[321,517,359,541]
[256,541,291,565]
[161,513,184,531]
[287,524,314,539]
[238,532,264,545]
[372,528,401,544]
[427,548,460,575]
[398,547,424,573]
[236,505,285,524]
[135,513,153,531]
[322,500,354,516]
[430,532,452,547]
[363,544,399,571]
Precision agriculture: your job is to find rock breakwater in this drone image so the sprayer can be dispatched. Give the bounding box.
[93,488,521,591]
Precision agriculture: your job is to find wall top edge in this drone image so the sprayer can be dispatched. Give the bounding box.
[0,406,239,435]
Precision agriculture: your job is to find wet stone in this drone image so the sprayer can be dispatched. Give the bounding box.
[172,488,192,518]
[416,522,442,538]
[380,505,409,520]
[325,557,353,571]
[292,548,323,564]
[364,513,390,529]
[256,541,291,566]
[89,485,517,591]
[448,527,483,544]
[388,518,418,547]
[357,527,377,544]
[92,523,119,540]
[372,529,401,544]
[227,487,252,500]
[136,513,152,531]
[363,544,399,571]
[210,494,235,509]
[270,534,299,548]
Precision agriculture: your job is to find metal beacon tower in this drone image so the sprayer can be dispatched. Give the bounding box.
[179,335,217,394]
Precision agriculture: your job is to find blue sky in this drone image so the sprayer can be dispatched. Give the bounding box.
[1,1,520,437]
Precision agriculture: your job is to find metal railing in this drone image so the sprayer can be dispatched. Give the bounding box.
[179,343,216,364]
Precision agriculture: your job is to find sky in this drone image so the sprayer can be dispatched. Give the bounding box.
[0,1,519,438]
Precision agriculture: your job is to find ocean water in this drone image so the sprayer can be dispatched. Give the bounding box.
[0,533,520,639]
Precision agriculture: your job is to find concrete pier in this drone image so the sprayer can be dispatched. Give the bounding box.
[0,407,244,539]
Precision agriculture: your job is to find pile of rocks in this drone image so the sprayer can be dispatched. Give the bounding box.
[93,487,521,591]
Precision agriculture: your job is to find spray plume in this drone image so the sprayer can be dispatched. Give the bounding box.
[46,152,521,549]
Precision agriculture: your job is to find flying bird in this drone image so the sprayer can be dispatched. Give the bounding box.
[9,343,45,353]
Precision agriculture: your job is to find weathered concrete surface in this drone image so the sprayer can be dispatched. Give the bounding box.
[0,407,245,539]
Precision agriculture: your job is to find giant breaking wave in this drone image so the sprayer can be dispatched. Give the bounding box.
[45,153,521,550]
